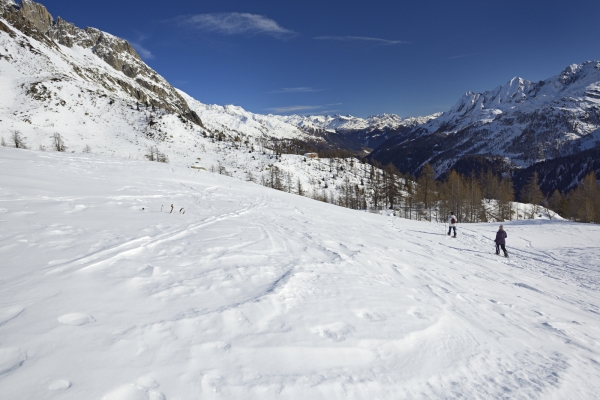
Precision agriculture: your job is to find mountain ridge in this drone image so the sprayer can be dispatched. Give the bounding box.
[0,0,437,153]
[0,0,204,125]
[370,61,600,184]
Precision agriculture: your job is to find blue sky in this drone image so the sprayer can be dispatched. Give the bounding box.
[34,0,600,118]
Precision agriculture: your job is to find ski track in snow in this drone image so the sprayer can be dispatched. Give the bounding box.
[1,148,600,399]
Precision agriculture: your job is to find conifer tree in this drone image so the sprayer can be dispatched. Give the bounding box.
[568,172,600,223]
[445,170,465,222]
[521,172,545,218]
[384,164,400,210]
[416,163,437,221]
[296,178,304,196]
[497,176,515,221]
[548,190,567,217]
[403,178,416,219]
[480,170,500,203]
[465,172,483,222]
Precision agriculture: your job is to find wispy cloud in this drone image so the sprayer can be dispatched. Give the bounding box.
[269,87,323,94]
[130,42,155,60]
[266,105,324,113]
[449,52,485,60]
[129,32,155,60]
[175,13,296,38]
[314,36,408,45]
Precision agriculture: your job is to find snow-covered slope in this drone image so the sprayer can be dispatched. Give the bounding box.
[0,0,437,159]
[0,0,441,207]
[0,3,379,203]
[178,91,312,141]
[371,61,600,176]
[1,147,600,399]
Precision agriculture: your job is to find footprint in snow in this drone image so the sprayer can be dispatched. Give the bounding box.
[48,380,71,391]
[312,322,355,342]
[102,384,165,400]
[58,313,95,326]
[0,306,24,327]
[427,284,450,294]
[0,347,27,376]
[408,308,429,320]
[355,310,386,322]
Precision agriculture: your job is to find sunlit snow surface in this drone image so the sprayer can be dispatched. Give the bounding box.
[1,148,600,399]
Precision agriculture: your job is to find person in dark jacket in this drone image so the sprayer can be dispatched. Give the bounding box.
[494,225,508,257]
[447,212,457,238]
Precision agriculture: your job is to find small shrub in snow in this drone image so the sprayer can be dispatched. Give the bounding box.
[11,131,27,149]
[145,146,169,163]
[52,133,67,152]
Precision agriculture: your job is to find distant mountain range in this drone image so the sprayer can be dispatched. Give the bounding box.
[369,61,600,193]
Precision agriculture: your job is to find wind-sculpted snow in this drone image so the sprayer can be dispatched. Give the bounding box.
[1,147,600,399]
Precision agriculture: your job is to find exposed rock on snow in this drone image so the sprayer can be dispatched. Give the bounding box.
[0,0,202,125]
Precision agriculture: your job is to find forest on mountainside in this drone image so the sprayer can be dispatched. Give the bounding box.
[242,134,600,224]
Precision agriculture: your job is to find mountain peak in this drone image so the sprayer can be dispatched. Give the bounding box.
[0,0,204,126]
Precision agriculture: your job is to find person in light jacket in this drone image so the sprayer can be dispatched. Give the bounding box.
[447,212,457,237]
[495,225,508,257]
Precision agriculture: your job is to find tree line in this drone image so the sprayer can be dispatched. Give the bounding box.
[257,155,600,224]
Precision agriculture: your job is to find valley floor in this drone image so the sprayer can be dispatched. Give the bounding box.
[1,147,600,399]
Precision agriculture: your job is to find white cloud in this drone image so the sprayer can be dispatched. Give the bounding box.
[269,87,323,94]
[449,52,485,60]
[130,42,155,60]
[266,105,324,113]
[177,13,296,38]
[314,36,408,45]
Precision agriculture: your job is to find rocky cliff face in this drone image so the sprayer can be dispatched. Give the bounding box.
[370,61,600,177]
[0,0,202,126]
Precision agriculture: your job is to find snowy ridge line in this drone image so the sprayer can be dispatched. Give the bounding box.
[46,201,268,274]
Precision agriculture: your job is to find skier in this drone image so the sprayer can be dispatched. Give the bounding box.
[447,212,457,238]
[494,225,508,257]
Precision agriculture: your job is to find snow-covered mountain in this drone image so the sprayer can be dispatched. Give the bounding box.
[0,0,202,125]
[0,0,408,206]
[0,0,436,158]
[279,113,439,133]
[2,146,600,399]
[370,61,600,179]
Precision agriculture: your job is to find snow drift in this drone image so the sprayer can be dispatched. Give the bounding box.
[1,147,600,399]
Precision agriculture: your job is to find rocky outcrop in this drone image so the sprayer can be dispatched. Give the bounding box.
[0,0,203,127]
[19,0,52,33]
